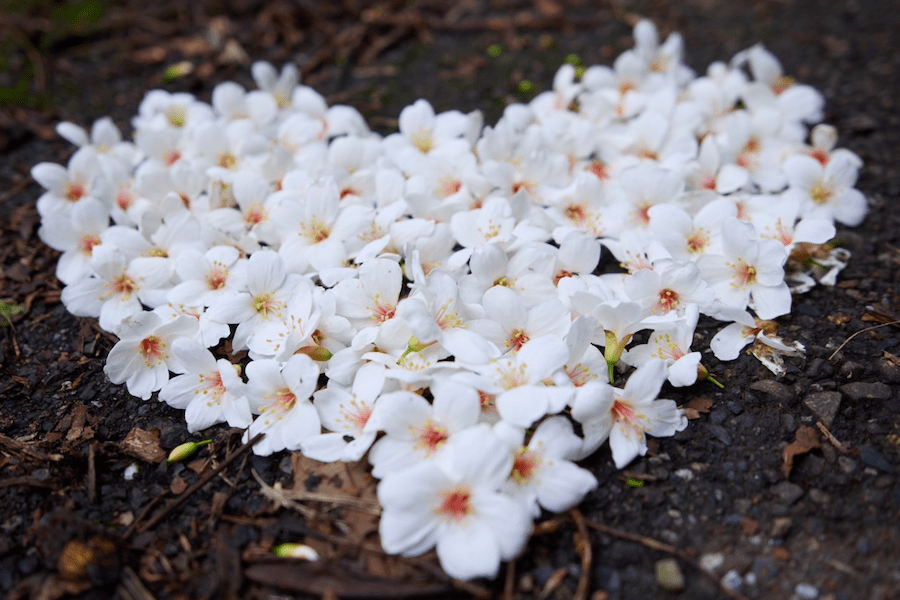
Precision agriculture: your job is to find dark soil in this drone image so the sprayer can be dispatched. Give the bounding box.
[1,1,898,599]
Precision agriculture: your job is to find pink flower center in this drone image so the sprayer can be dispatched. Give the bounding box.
[244,203,267,224]
[588,160,608,180]
[301,217,331,244]
[810,148,829,166]
[438,487,472,521]
[342,400,372,431]
[110,273,137,298]
[218,152,237,170]
[206,263,228,290]
[565,203,587,225]
[253,292,283,319]
[686,229,709,254]
[566,363,594,387]
[701,174,717,190]
[139,335,165,365]
[165,151,181,166]
[612,399,637,427]
[478,391,496,411]
[511,448,540,484]
[554,269,575,285]
[65,181,86,202]
[656,289,680,313]
[731,260,757,286]
[416,419,448,455]
[116,190,133,210]
[633,202,652,227]
[439,177,462,198]
[199,370,226,403]
[506,329,530,351]
[272,387,296,412]
[79,234,101,255]
[370,300,396,323]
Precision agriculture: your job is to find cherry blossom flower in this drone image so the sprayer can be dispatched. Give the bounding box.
[494,417,599,517]
[571,360,687,468]
[159,338,252,432]
[377,423,531,580]
[244,354,322,456]
[105,311,198,400]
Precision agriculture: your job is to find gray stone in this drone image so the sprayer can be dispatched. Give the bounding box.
[860,446,895,472]
[802,391,841,427]
[875,358,900,383]
[840,382,892,401]
[706,423,733,446]
[749,380,794,402]
[655,558,685,592]
[771,481,805,505]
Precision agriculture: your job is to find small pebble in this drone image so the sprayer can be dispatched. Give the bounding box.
[795,582,819,599]
[749,380,795,402]
[860,446,895,473]
[699,552,724,572]
[802,392,841,428]
[840,382,892,401]
[674,468,694,481]
[771,481,805,505]
[706,423,733,446]
[655,558,684,592]
[721,569,743,591]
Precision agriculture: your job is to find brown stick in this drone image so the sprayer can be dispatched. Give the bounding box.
[569,509,592,600]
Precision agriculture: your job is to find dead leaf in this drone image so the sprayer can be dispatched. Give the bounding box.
[687,397,713,413]
[170,474,187,495]
[782,425,821,478]
[121,428,166,463]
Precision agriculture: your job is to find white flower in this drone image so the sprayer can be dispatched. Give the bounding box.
[377,424,531,581]
[301,363,389,462]
[245,354,321,456]
[367,380,480,478]
[697,218,791,319]
[494,417,599,518]
[159,338,252,432]
[105,311,198,400]
[571,359,687,468]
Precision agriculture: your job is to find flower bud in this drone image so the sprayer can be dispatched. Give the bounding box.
[296,345,333,361]
[167,439,212,463]
[273,543,319,560]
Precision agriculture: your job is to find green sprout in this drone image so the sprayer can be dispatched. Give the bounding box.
[517,80,535,94]
[0,299,26,327]
[487,44,503,58]
[626,477,645,488]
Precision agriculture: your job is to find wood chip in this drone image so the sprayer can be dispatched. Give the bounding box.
[121,428,166,463]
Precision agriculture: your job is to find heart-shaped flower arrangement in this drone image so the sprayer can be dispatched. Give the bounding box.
[32,20,864,580]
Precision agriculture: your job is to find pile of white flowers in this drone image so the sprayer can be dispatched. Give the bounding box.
[32,20,865,580]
